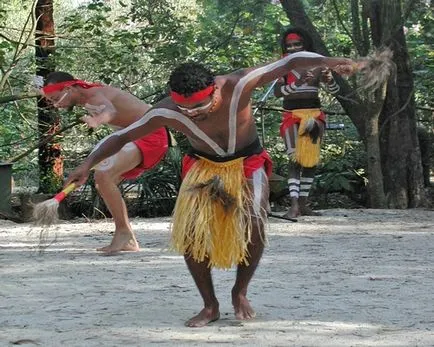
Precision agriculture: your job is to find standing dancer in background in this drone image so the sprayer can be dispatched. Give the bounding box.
[274,27,341,219]
[42,72,169,253]
[63,53,357,327]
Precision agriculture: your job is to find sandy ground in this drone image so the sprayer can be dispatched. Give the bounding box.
[1,208,434,347]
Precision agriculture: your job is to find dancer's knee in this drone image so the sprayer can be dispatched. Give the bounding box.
[94,169,114,188]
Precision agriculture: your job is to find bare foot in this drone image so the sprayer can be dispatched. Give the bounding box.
[232,293,256,320]
[97,231,139,253]
[283,205,299,219]
[299,206,322,216]
[185,307,220,328]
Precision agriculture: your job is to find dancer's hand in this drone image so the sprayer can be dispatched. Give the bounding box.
[81,103,113,127]
[299,69,315,84]
[64,163,91,188]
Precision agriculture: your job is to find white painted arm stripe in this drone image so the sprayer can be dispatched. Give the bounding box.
[280,85,290,95]
[291,69,301,79]
[327,84,340,93]
[228,52,323,154]
[295,85,319,92]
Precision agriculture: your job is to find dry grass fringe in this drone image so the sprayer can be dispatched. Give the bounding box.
[171,157,266,269]
[290,109,322,168]
[188,175,236,212]
[31,199,60,252]
[32,199,60,226]
[357,48,397,96]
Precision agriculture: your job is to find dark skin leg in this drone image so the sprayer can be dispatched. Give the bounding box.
[184,169,269,326]
[283,120,324,218]
[232,171,268,320]
[283,160,301,219]
[298,120,324,216]
[232,213,265,320]
[283,123,301,219]
[299,166,321,216]
[183,255,220,327]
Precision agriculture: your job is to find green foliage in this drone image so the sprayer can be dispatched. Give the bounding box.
[127,146,182,217]
[315,140,367,199]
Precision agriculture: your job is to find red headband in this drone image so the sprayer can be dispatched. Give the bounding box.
[42,80,102,95]
[286,33,302,41]
[170,85,214,104]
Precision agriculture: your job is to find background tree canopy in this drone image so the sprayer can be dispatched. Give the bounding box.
[0,0,432,215]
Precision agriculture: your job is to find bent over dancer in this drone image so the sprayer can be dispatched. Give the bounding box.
[42,72,169,253]
[64,53,357,327]
[274,27,341,219]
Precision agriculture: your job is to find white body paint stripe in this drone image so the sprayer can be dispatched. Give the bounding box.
[290,86,319,93]
[252,167,267,217]
[113,108,227,157]
[300,177,314,183]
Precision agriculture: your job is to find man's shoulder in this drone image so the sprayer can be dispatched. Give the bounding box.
[153,96,175,109]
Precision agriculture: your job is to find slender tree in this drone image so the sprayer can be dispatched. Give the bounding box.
[35,0,62,193]
[368,0,424,207]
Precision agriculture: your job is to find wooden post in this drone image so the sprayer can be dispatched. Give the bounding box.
[0,163,13,213]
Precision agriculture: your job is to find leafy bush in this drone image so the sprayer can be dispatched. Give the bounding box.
[314,141,367,205]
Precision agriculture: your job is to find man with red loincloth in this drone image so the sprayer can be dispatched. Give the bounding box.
[42,72,169,253]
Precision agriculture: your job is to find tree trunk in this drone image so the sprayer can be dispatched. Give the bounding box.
[35,0,62,193]
[369,0,425,207]
[279,0,366,138]
[365,84,387,207]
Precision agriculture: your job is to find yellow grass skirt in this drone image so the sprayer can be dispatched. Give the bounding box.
[291,108,322,168]
[171,156,252,269]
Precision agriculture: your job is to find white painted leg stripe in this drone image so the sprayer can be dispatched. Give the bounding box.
[300,177,314,183]
[252,168,266,216]
[285,128,295,154]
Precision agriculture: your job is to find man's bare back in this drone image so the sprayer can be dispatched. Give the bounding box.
[42,73,168,254]
[81,86,151,128]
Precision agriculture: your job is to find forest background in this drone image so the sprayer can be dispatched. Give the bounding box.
[0,0,432,219]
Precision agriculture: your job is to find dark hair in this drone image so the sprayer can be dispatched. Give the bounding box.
[44,71,75,86]
[168,62,215,96]
[280,27,314,53]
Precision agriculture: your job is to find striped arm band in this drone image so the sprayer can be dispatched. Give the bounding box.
[280,82,298,95]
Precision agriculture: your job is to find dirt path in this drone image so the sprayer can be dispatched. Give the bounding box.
[1,208,433,346]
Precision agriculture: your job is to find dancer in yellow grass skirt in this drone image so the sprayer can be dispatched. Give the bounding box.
[274,27,342,219]
[172,143,272,270]
[65,56,358,327]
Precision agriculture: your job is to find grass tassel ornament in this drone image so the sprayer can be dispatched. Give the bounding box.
[32,183,76,226]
